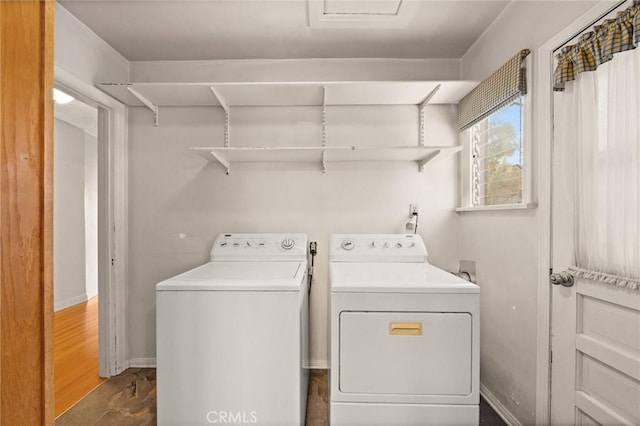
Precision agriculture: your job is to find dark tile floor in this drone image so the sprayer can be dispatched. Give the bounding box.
[57,368,506,425]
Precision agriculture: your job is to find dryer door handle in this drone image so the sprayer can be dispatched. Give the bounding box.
[389,322,423,336]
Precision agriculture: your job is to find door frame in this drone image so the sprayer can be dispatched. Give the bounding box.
[0,2,55,422]
[534,1,628,423]
[55,67,128,377]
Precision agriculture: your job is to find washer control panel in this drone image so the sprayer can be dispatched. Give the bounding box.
[330,234,427,263]
[211,233,308,262]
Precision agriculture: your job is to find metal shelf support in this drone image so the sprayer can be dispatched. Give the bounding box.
[210,151,230,175]
[418,150,441,172]
[209,86,229,114]
[210,87,231,173]
[418,83,441,148]
[127,87,159,126]
[321,85,327,174]
[210,87,231,149]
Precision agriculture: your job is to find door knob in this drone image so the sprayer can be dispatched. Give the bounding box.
[550,271,574,287]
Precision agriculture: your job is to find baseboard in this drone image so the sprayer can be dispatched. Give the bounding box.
[127,357,157,368]
[307,359,328,369]
[54,293,88,312]
[480,383,522,426]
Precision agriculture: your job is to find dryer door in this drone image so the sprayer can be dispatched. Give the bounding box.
[339,311,472,396]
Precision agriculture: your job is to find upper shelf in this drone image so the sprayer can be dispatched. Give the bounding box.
[97,81,478,108]
[189,145,463,173]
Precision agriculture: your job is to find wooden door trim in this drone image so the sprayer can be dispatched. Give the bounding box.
[534,1,628,424]
[0,1,55,423]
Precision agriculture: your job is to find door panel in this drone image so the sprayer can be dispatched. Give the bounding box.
[551,79,640,426]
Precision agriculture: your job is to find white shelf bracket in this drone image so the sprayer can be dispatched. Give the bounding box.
[210,150,230,175]
[127,87,159,126]
[418,149,441,172]
[209,86,230,114]
[418,84,441,147]
[321,85,327,173]
[210,87,231,148]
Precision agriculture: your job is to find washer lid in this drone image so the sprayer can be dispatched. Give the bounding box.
[330,262,479,293]
[157,261,306,291]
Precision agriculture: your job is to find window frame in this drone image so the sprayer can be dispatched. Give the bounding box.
[456,56,535,212]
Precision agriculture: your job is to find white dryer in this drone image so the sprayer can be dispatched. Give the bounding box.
[329,234,479,425]
[157,233,309,425]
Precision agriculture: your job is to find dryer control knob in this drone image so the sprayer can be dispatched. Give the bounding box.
[281,238,295,250]
[341,240,355,251]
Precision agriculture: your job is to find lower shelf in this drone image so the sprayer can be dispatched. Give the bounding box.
[190,145,462,173]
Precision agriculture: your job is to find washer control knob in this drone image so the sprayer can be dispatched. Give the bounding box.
[221,242,228,247]
[281,238,295,250]
[396,242,403,248]
[233,242,240,247]
[341,240,355,251]
[410,242,416,248]
[370,241,376,248]
[246,241,252,247]
[383,241,389,248]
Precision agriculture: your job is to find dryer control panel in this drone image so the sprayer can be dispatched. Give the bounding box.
[211,233,308,262]
[329,234,427,263]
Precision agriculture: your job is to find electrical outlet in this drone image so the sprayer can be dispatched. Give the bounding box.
[409,204,419,216]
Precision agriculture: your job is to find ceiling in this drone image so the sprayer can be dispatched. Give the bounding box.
[59,0,513,61]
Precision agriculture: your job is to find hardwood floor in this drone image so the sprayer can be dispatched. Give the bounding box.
[54,297,105,418]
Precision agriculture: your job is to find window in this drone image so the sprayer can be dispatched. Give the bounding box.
[469,98,523,206]
[456,49,532,210]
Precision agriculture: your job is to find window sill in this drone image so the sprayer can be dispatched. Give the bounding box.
[455,203,537,212]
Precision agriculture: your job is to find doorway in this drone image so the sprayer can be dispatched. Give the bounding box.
[50,69,129,417]
[547,2,640,423]
[53,87,104,416]
[549,53,640,425]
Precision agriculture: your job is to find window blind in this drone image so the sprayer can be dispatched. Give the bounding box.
[457,49,530,132]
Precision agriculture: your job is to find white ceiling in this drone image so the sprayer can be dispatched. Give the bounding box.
[59,0,513,61]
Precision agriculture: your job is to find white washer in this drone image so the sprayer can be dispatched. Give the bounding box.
[329,234,480,425]
[157,233,309,426]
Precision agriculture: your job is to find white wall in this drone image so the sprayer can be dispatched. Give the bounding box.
[55,3,129,84]
[129,58,460,83]
[127,103,461,364]
[54,101,99,310]
[54,119,88,311]
[458,2,597,424]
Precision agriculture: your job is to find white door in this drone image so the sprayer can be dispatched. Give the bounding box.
[550,58,640,424]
